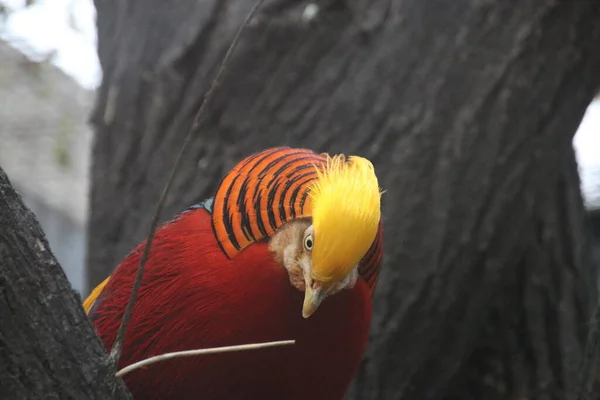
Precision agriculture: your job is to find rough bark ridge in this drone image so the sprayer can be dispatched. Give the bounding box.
[89,0,600,398]
[0,168,131,399]
[444,150,598,400]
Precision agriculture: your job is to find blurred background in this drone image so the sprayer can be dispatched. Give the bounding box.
[0,0,598,296]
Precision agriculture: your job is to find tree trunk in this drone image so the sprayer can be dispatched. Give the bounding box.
[88,0,600,398]
[0,167,131,399]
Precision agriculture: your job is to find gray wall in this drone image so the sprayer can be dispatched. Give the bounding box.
[17,186,86,293]
[0,40,94,295]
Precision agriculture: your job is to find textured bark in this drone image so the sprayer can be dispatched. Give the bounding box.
[444,151,599,400]
[89,0,600,398]
[0,168,131,399]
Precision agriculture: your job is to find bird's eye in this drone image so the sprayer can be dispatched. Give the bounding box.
[303,234,314,251]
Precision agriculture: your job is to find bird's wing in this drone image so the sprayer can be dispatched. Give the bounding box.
[81,199,217,315]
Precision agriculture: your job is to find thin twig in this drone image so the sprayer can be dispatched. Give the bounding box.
[115,340,296,377]
[115,340,295,377]
[109,0,267,365]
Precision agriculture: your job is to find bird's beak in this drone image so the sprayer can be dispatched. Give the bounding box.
[302,277,327,319]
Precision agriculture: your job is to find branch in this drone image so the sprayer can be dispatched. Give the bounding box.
[0,167,131,399]
[116,340,295,378]
[109,0,267,365]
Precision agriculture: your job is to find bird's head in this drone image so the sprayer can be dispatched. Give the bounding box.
[268,154,382,318]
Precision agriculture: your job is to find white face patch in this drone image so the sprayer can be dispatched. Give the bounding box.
[270,220,358,297]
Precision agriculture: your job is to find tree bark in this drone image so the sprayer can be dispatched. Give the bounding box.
[0,168,131,399]
[88,0,600,398]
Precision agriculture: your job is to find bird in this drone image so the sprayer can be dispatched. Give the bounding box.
[83,146,384,400]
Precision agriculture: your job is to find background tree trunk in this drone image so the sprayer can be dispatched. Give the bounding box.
[88,0,600,398]
[0,167,131,399]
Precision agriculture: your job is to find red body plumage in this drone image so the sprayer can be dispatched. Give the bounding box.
[89,208,372,399]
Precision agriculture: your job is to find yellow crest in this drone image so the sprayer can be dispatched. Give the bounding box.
[309,154,382,283]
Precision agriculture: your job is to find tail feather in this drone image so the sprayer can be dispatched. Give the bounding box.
[83,276,110,314]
